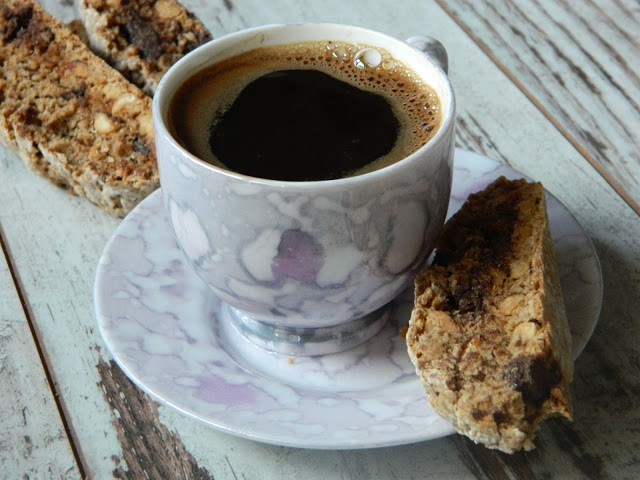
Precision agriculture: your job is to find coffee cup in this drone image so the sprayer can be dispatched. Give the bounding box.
[152,23,455,356]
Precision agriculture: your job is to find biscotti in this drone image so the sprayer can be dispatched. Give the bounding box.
[406,177,573,453]
[77,0,212,95]
[0,0,158,217]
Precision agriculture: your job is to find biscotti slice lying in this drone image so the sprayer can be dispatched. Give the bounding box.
[0,0,158,217]
[406,177,573,453]
[77,0,212,95]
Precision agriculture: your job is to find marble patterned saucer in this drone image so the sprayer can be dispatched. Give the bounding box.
[94,149,602,449]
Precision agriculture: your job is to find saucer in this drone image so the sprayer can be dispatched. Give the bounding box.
[94,149,602,449]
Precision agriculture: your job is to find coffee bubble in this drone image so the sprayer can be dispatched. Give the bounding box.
[382,59,396,70]
[354,48,382,68]
[331,46,349,63]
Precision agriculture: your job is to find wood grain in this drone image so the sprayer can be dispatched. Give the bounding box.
[97,358,213,479]
[0,225,79,478]
[437,0,640,214]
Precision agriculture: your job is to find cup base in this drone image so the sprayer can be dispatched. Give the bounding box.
[226,305,391,356]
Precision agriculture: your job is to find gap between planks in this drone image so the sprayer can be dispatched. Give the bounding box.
[0,221,88,479]
[435,0,640,217]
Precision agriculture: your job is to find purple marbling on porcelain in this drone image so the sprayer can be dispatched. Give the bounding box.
[94,149,602,449]
[152,23,456,355]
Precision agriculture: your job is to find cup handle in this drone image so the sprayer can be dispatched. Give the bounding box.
[405,35,449,74]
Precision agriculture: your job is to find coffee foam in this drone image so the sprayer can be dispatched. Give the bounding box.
[171,41,442,177]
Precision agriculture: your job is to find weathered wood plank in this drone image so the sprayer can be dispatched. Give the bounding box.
[0,228,79,478]
[0,0,638,479]
[437,0,640,213]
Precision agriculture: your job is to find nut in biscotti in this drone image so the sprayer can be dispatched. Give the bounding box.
[0,0,158,217]
[406,177,573,453]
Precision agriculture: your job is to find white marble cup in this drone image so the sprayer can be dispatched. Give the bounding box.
[152,24,455,356]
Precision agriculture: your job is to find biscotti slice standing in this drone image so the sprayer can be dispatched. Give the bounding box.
[406,177,573,453]
[0,0,158,217]
[77,0,212,96]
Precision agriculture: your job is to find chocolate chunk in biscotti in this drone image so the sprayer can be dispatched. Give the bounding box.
[0,0,158,217]
[77,0,213,95]
[406,177,573,453]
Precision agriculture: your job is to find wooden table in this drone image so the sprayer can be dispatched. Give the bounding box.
[2,1,638,478]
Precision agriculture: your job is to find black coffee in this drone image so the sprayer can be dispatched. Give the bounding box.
[208,69,398,180]
[170,41,441,181]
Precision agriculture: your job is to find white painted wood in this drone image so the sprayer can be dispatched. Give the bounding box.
[0,235,79,478]
[438,0,640,212]
[0,0,638,478]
